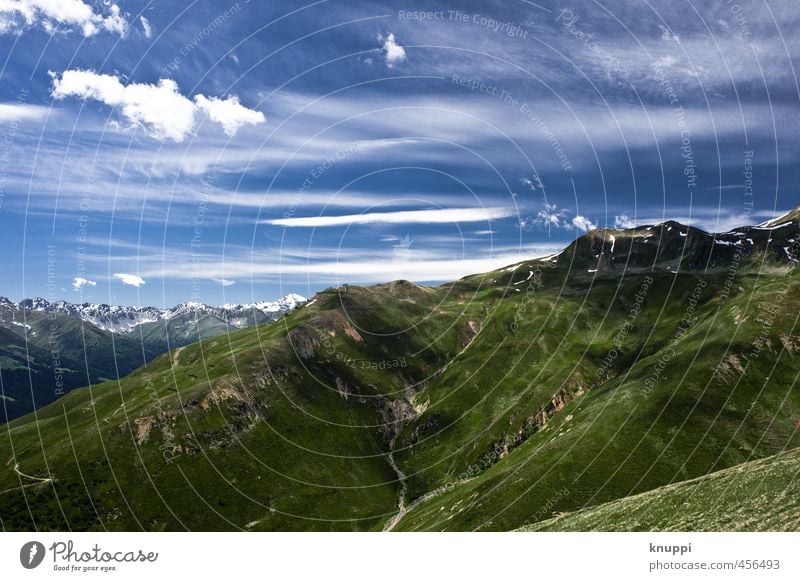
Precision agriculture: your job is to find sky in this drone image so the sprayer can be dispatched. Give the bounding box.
[0,0,797,307]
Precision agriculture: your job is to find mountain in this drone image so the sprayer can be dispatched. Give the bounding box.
[0,211,797,531]
[519,447,800,532]
[3,294,307,334]
[0,294,306,422]
[554,215,798,275]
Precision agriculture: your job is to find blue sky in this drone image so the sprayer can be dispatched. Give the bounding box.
[0,0,797,307]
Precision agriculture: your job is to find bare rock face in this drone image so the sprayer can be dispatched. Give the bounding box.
[375,395,418,439]
[287,326,316,359]
[459,319,481,349]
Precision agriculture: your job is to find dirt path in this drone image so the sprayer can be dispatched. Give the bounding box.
[0,456,52,494]
[171,346,185,369]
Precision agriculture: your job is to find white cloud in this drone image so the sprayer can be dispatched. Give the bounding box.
[50,70,264,142]
[51,71,196,142]
[0,0,126,37]
[140,15,151,38]
[0,102,50,122]
[126,243,566,285]
[211,277,236,287]
[71,276,96,290]
[381,32,406,66]
[114,273,146,287]
[524,204,595,232]
[614,214,637,229]
[264,207,514,228]
[194,94,266,137]
[523,203,569,231]
[532,203,569,229]
[658,24,680,42]
[572,215,596,232]
[611,208,774,233]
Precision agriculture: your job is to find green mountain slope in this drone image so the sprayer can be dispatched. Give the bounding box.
[518,447,800,531]
[0,311,154,422]
[388,265,800,531]
[1,213,799,531]
[0,300,300,422]
[0,283,467,530]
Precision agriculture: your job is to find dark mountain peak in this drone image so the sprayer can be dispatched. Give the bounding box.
[553,212,799,275]
[18,297,50,310]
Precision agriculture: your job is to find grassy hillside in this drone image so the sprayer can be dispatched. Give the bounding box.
[518,447,800,531]
[0,307,281,422]
[0,311,155,422]
[1,217,799,531]
[389,265,800,530]
[0,283,469,530]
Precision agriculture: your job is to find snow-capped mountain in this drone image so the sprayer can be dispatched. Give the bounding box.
[222,293,307,315]
[0,293,307,422]
[0,294,307,334]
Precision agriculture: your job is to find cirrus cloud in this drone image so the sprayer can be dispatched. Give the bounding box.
[211,277,236,287]
[0,102,50,122]
[264,207,514,228]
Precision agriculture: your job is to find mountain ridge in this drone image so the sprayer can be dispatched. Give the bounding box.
[0,208,798,531]
[0,293,307,422]
[0,293,307,334]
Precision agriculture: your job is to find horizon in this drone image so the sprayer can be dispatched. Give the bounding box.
[0,205,793,307]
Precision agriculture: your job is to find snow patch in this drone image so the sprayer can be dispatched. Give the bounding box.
[753,221,792,231]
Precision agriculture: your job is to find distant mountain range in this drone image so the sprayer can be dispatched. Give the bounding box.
[0,294,306,422]
[0,208,798,531]
[1,294,307,334]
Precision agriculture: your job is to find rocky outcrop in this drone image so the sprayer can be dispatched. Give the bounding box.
[459,320,481,349]
[478,383,587,471]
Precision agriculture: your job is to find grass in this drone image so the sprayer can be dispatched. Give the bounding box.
[518,447,800,531]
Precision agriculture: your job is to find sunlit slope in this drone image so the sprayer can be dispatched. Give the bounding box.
[518,447,800,531]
